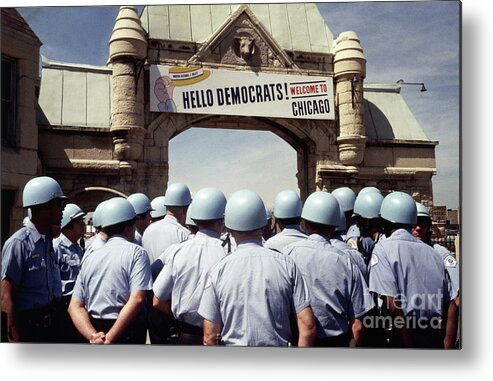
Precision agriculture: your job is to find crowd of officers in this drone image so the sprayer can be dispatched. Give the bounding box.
[1,176,460,348]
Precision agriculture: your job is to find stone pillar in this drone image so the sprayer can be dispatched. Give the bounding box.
[334,31,366,166]
[108,6,147,173]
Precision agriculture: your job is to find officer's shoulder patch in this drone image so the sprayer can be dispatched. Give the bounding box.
[444,255,457,268]
[370,254,379,267]
[347,238,358,250]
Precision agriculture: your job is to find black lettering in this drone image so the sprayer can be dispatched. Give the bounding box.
[248,86,256,103]
[292,102,298,116]
[256,85,263,102]
[276,83,284,100]
[190,91,197,108]
[217,88,224,106]
[182,92,190,109]
[231,87,241,105]
[206,89,214,107]
[324,98,330,113]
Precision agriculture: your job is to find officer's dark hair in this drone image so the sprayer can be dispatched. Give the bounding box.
[166,205,187,214]
[103,219,136,237]
[63,220,76,231]
[381,218,415,235]
[302,219,336,235]
[193,219,222,230]
[417,216,432,228]
[136,212,148,220]
[276,217,301,226]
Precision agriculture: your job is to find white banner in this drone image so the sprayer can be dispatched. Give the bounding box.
[149,65,335,120]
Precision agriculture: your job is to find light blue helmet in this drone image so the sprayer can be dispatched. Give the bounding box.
[331,187,356,213]
[100,197,137,229]
[150,196,167,219]
[416,202,431,218]
[127,193,154,215]
[190,187,227,220]
[358,186,381,196]
[335,203,346,232]
[61,203,86,229]
[225,190,267,232]
[92,200,108,229]
[380,192,417,225]
[273,190,302,219]
[353,192,384,219]
[164,183,192,207]
[185,206,196,227]
[22,176,67,207]
[301,191,340,227]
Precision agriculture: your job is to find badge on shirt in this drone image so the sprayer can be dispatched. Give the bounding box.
[444,255,457,268]
[370,254,379,267]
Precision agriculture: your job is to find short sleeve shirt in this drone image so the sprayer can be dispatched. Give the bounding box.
[283,234,373,338]
[198,240,310,346]
[368,229,451,319]
[72,235,152,319]
[434,244,459,298]
[1,222,62,310]
[153,229,227,327]
[53,233,84,296]
[142,215,190,263]
[264,225,308,253]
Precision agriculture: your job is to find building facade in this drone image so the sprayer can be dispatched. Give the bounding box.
[3,4,438,234]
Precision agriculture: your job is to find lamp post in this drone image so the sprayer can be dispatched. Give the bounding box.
[396,79,427,92]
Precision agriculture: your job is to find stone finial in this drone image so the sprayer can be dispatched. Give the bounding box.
[109,6,147,63]
[333,31,366,79]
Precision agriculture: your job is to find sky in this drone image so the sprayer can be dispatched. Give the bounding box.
[14,0,460,209]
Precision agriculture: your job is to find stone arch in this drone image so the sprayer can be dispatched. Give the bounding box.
[144,112,329,200]
[66,186,128,214]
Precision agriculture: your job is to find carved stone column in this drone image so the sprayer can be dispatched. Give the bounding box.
[334,31,367,166]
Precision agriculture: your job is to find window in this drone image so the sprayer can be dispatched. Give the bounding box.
[1,56,17,146]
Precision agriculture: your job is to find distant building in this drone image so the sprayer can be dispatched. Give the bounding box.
[447,208,459,225]
[432,205,448,224]
[1,8,42,245]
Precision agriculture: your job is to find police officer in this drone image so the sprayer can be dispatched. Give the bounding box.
[281,191,373,347]
[127,193,154,246]
[185,206,199,236]
[68,197,152,344]
[331,187,357,233]
[368,192,456,348]
[54,203,87,342]
[347,190,385,266]
[1,176,66,342]
[152,187,228,345]
[264,190,307,252]
[142,182,192,264]
[150,196,167,223]
[198,190,316,346]
[412,202,460,348]
[83,200,109,259]
[345,186,382,244]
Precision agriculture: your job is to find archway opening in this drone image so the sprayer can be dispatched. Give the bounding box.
[168,127,298,209]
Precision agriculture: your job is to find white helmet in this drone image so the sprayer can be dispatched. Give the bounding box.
[353,192,385,219]
[416,202,431,218]
[273,190,302,219]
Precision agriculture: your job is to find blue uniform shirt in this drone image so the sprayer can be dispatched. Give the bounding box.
[134,230,143,247]
[283,234,373,338]
[369,229,452,319]
[1,220,62,311]
[153,229,227,327]
[53,233,84,296]
[83,233,107,260]
[264,225,308,252]
[434,244,460,298]
[198,239,311,346]
[72,235,152,319]
[142,215,190,264]
[331,235,369,284]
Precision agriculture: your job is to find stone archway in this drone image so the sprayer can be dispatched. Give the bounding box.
[141,112,334,201]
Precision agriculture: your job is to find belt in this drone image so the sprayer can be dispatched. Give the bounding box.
[178,321,203,336]
[21,304,58,329]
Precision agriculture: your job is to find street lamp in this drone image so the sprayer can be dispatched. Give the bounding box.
[396,79,427,92]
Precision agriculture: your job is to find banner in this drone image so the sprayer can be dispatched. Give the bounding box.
[150,65,335,120]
